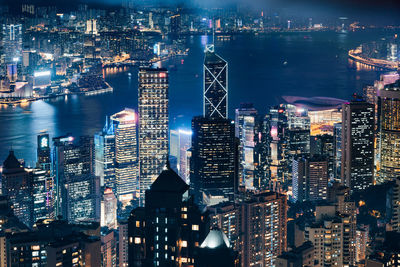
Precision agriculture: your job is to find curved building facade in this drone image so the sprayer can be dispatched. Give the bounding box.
[378,81,400,182]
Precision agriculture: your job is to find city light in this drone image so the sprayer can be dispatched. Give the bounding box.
[34,70,51,77]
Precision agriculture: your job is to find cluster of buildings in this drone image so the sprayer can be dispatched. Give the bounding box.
[1,3,400,267]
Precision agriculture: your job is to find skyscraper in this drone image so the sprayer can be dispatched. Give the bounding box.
[254,114,271,190]
[138,68,169,206]
[333,123,342,180]
[191,116,238,206]
[111,108,138,205]
[378,80,400,182]
[37,133,51,171]
[94,117,116,189]
[52,135,99,223]
[292,156,328,202]
[170,129,192,183]
[240,192,287,267]
[1,150,33,227]
[101,187,117,230]
[128,167,209,266]
[1,23,22,64]
[341,98,375,191]
[204,44,228,119]
[36,132,55,219]
[84,19,101,69]
[235,103,258,189]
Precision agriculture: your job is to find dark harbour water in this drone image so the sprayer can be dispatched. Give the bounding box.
[0,31,392,165]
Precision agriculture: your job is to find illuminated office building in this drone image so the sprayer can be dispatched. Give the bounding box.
[1,150,33,227]
[94,117,116,189]
[178,129,192,183]
[138,68,169,206]
[240,192,287,267]
[52,135,99,223]
[111,109,138,205]
[204,44,228,119]
[84,19,101,69]
[32,168,54,223]
[341,98,374,191]
[235,103,258,189]
[310,134,335,179]
[170,129,192,183]
[378,80,400,182]
[191,116,238,205]
[208,202,240,251]
[1,23,22,64]
[101,187,117,230]
[292,156,328,202]
[36,133,55,219]
[37,133,51,171]
[128,167,208,266]
[254,114,271,190]
[333,123,342,180]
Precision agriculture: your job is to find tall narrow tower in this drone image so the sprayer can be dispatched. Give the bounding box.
[138,68,169,206]
[203,44,228,119]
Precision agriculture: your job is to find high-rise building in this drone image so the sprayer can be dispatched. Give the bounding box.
[378,80,400,182]
[84,19,101,69]
[1,23,22,64]
[204,44,228,119]
[35,132,55,220]
[111,109,138,205]
[52,135,100,223]
[292,156,328,202]
[6,220,101,266]
[94,117,116,189]
[128,166,209,266]
[101,187,117,230]
[101,229,117,267]
[191,116,238,206]
[1,150,33,228]
[235,103,258,189]
[341,98,375,191]
[333,123,342,180]
[240,192,287,267]
[391,178,400,233]
[37,133,51,171]
[208,202,240,251]
[138,68,169,206]
[178,129,192,183]
[310,134,335,179]
[307,156,328,201]
[32,168,54,223]
[170,129,193,183]
[254,114,271,190]
[118,220,129,267]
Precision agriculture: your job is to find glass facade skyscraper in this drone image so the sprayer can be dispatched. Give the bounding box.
[341,98,375,191]
[94,117,116,189]
[111,108,138,205]
[138,68,169,206]
[191,116,238,205]
[203,44,228,119]
[52,135,99,223]
[378,80,400,183]
[235,103,258,189]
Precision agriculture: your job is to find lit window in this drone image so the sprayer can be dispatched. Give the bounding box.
[192,225,199,231]
[136,221,140,227]
[182,241,187,247]
[135,237,141,244]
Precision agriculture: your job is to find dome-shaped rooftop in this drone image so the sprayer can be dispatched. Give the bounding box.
[200,229,230,249]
